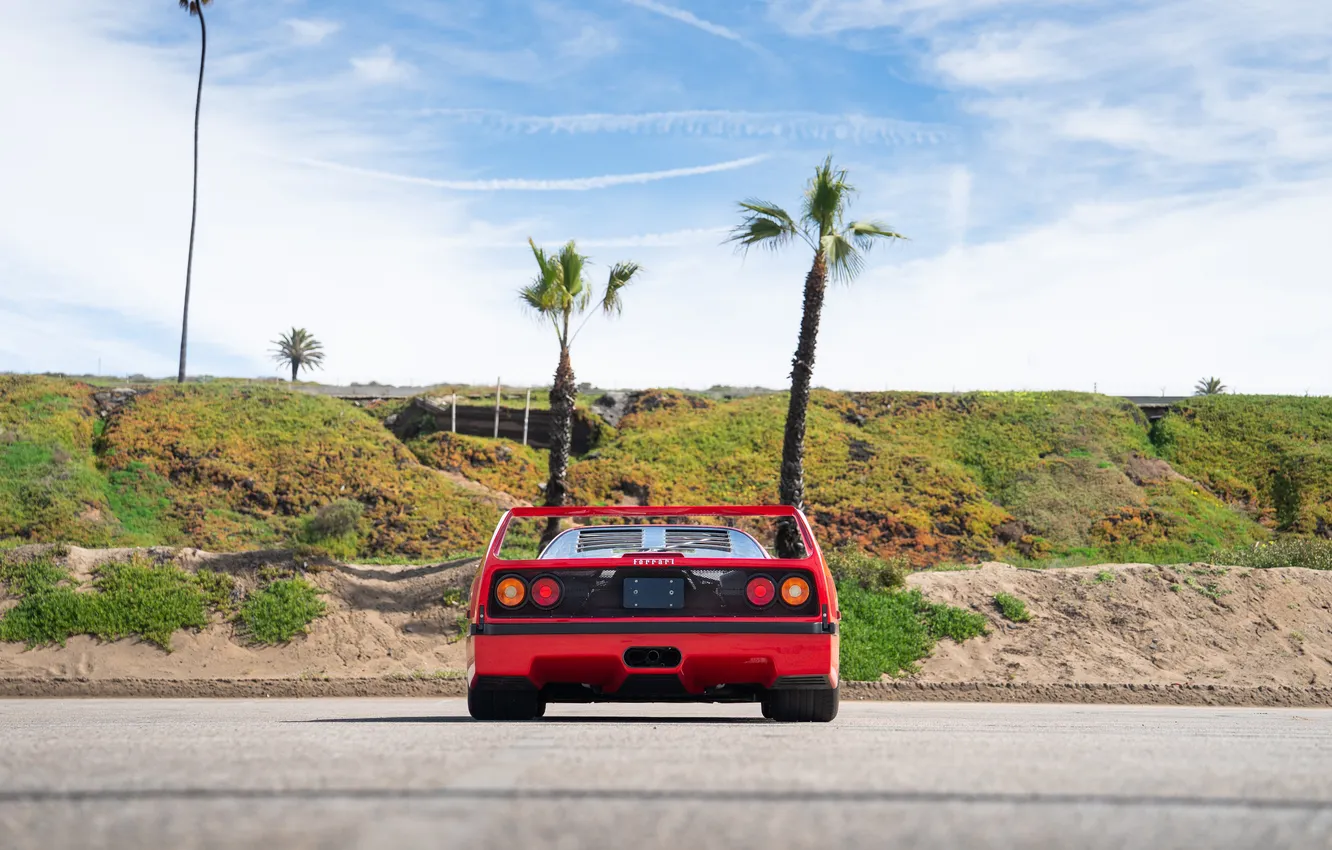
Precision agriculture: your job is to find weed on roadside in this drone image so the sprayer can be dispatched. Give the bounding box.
[837,585,987,680]
[993,592,1033,623]
[237,578,326,645]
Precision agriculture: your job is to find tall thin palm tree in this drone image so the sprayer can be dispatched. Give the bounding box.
[177,0,211,384]
[1194,377,1227,396]
[729,156,905,556]
[521,239,642,550]
[271,328,326,382]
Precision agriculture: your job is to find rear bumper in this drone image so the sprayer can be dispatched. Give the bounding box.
[467,629,839,698]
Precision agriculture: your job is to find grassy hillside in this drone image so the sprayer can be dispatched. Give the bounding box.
[4,375,1321,567]
[0,377,498,559]
[408,432,547,501]
[1153,395,1332,535]
[0,376,115,545]
[568,389,1268,565]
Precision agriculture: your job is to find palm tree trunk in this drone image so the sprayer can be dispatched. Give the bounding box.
[539,346,577,551]
[177,7,206,384]
[776,250,827,558]
[291,361,298,383]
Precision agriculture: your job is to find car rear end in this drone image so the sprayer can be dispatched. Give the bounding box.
[464,506,840,722]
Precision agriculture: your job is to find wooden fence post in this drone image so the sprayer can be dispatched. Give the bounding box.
[494,378,501,439]
[451,393,457,433]
[522,389,531,446]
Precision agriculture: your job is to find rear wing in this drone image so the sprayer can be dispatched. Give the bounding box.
[481,505,825,569]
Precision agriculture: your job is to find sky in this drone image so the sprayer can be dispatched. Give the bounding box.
[1,0,1330,395]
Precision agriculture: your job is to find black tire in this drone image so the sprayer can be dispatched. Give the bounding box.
[760,699,774,719]
[467,687,542,721]
[766,687,839,723]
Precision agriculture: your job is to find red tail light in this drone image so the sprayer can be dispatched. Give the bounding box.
[745,575,776,608]
[531,575,563,608]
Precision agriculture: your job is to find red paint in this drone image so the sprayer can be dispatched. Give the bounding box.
[465,506,840,701]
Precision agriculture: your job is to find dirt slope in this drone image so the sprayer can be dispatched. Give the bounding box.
[5,551,1332,695]
[0,548,474,680]
[909,563,1332,687]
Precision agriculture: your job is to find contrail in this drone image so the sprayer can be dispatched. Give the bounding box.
[292,155,769,191]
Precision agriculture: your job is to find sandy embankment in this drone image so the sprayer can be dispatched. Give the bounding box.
[3,550,1332,705]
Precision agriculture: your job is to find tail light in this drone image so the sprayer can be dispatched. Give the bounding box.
[495,576,527,608]
[780,575,810,607]
[531,575,563,608]
[745,575,776,608]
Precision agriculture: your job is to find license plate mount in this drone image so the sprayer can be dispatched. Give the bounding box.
[623,577,685,609]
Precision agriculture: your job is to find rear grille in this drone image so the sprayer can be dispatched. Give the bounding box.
[663,528,732,553]
[576,527,644,553]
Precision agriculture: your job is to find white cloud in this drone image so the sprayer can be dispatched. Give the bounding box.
[293,155,769,192]
[350,46,412,84]
[623,0,762,51]
[285,18,341,47]
[816,181,1332,396]
[430,109,948,145]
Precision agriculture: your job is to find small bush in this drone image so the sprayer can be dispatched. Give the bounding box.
[1211,538,1332,571]
[838,585,988,680]
[304,499,364,539]
[1093,569,1116,584]
[238,578,326,644]
[993,592,1033,623]
[0,556,220,650]
[296,499,364,560]
[826,548,908,592]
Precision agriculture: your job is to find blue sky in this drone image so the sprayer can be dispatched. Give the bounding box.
[2,0,1330,394]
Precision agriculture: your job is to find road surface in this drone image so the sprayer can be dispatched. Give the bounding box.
[2,699,1330,849]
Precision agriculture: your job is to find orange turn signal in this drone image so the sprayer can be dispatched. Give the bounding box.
[496,576,527,608]
[780,576,810,607]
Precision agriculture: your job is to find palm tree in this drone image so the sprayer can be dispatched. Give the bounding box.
[177,0,211,384]
[271,328,326,382]
[1194,377,1227,396]
[729,156,905,556]
[521,239,642,550]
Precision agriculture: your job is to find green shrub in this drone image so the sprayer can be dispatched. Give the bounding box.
[304,499,364,539]
[1211,538,1332,571]
[826,548,907,591]
[838,585,988,680]
[296,499,364,560]
[238,578,326,644]
[993,592,1033,622]
[0,556,226,650]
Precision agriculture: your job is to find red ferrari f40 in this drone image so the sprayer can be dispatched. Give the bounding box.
[464,505,840,722]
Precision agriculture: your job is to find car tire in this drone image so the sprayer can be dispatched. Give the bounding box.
[766,686,839,723]
[760,699,774,719]
[467,686,542,721]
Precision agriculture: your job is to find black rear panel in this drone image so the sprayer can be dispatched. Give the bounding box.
[489,567,820,618]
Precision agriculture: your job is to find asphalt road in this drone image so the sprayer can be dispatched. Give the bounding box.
[2,699,1330,850]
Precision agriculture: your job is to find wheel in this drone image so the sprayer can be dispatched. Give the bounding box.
[766,686,839,723]
[467,686,542,720]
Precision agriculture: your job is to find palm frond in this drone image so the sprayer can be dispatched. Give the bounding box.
[727,199,801,253]
[802,155,854,238]
[602,262,642,316]
[821,233,864,285]
[846,220,908,253]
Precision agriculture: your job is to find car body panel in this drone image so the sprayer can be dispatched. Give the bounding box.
[465,505,839,704]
